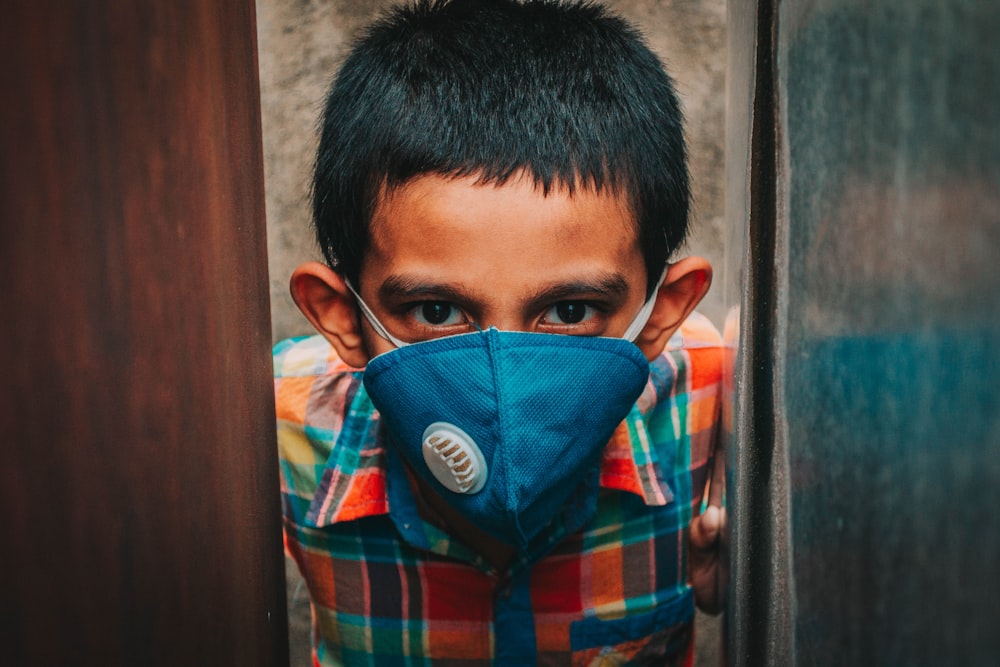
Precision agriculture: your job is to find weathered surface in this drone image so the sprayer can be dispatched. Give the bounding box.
[1,1,287,664]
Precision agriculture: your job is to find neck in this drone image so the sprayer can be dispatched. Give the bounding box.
[404,463,516,572]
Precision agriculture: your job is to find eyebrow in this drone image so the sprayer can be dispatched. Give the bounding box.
[524,273,631,306]
[378,272,631,307]
[378,275,476,305]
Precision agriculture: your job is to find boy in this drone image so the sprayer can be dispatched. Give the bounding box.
[274,0,724,664]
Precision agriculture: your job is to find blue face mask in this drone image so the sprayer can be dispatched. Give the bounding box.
[353,280,661,549]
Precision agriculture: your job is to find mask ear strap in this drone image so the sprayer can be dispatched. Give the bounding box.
[622,267,668,342]
[344,280,409,349]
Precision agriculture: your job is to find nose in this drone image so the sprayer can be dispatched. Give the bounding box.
[476,310,531,333]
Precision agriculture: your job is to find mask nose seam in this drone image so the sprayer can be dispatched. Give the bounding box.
[485,328,522,542]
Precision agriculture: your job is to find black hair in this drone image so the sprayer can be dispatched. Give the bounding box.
[312,0,689,296]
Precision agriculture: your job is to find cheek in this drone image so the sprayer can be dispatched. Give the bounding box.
[605,308,643,339]
[361,321,397,360]
[606,284,654,338]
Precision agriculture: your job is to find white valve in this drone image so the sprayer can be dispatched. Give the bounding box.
[421,422,487,494]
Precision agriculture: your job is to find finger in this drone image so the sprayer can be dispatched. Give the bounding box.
[707,436,725,508]
[691,505,720,547]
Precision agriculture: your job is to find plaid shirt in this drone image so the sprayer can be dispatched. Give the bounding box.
[274,313,722,666]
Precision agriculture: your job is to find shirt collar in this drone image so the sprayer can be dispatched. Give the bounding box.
[304,352,678,529]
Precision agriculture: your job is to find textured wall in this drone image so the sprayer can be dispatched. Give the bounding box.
[258,0,728,342]
[255,2,727,664]
[724,1,1000,663]
[777,1,1000,663]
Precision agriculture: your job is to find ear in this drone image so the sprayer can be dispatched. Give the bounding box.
[634,256,713,361]
[289,261,370,367]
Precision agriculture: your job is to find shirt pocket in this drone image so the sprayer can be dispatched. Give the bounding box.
[569,588,694,667]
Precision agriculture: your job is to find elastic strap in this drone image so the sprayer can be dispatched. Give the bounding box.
[621,267,667,342]
[344,281,409,349]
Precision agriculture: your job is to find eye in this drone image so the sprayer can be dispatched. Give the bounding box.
[413,301,465,326]
[544,301,595,326]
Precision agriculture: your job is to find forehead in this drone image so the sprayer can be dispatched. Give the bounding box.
[364,173,644,292]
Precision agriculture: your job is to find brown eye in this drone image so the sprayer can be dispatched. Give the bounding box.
[416,302,463,326]
[553,302,590,324]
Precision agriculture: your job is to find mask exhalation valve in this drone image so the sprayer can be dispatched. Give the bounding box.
[421,422,488,494]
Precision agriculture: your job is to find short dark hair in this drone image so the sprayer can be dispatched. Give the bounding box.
[312,0,689,296]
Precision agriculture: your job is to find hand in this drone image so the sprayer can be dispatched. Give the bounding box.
[689,444,726,614]
[690,503,726,614]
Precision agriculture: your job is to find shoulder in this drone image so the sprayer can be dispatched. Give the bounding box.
[641,311,723,415]
[672,311,723,351]
[273,334,360,379]
[667,311,723,385]
[272,335,364,430]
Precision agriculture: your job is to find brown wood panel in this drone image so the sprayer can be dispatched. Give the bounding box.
[0,1,288,664]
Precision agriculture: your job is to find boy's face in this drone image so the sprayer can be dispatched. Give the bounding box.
[355,172,649,358]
